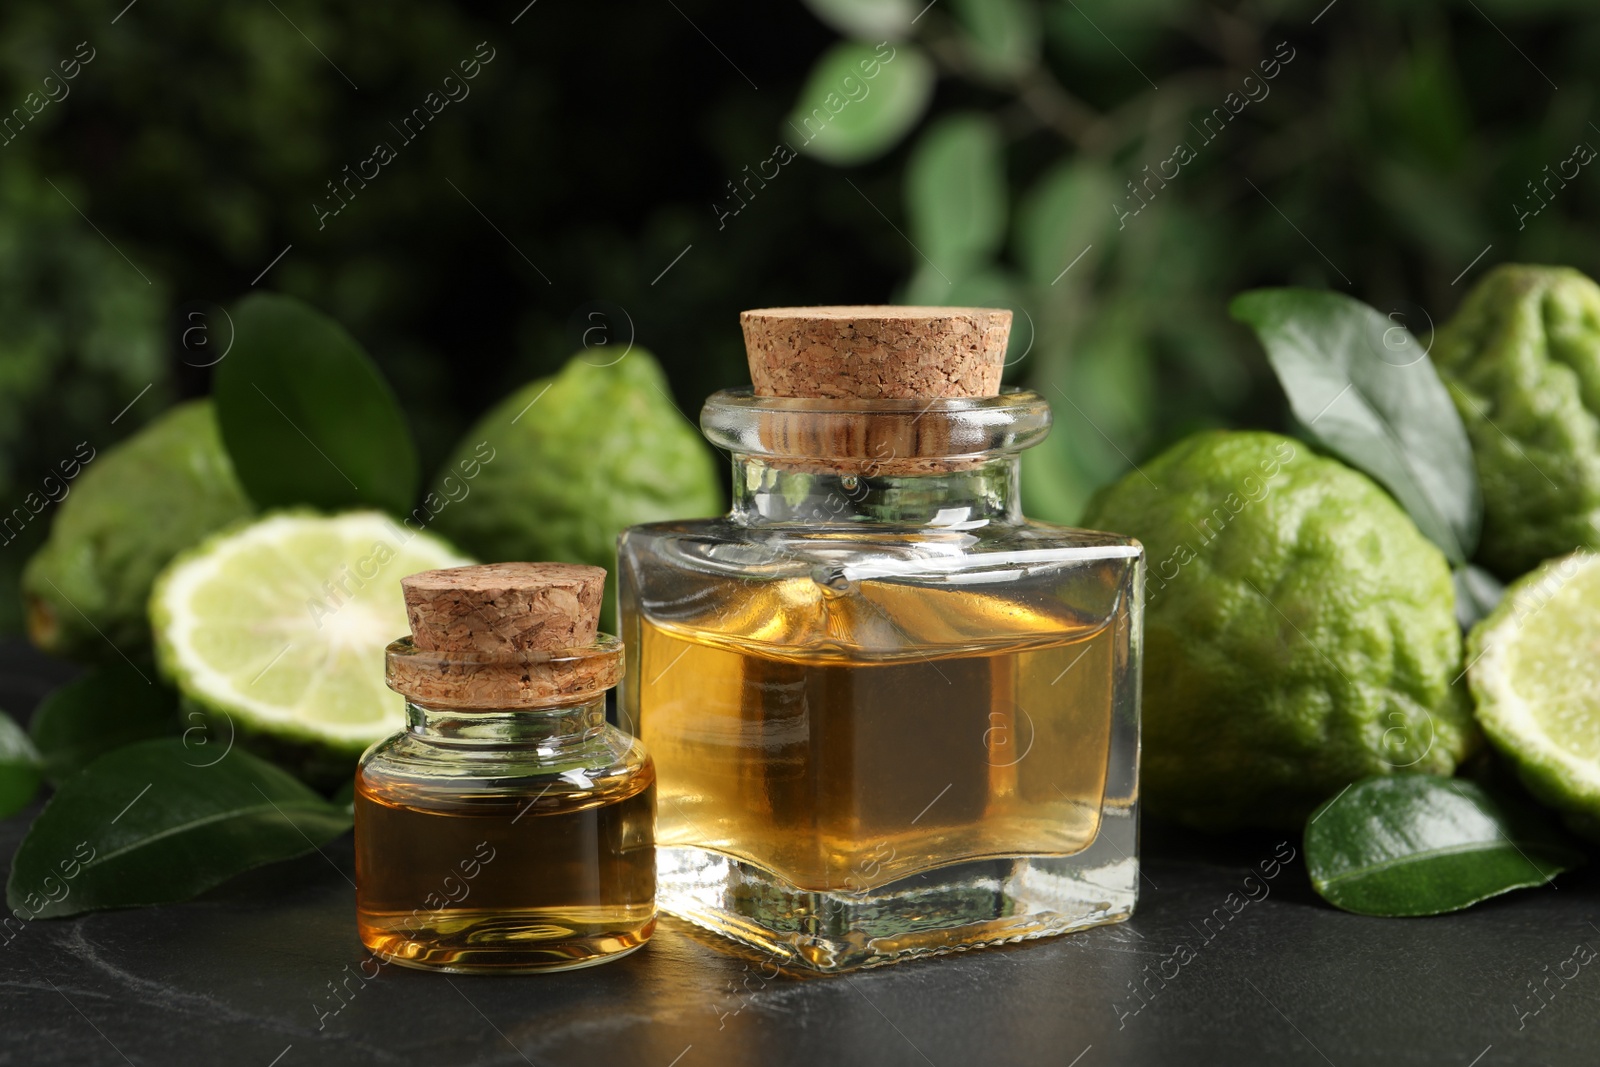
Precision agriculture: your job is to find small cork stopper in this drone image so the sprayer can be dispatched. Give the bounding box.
[741,306,1011,399]
[401,562,604,654]
[389,563,619,708]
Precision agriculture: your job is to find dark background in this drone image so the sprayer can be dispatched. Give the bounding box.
[0,0,1594,625]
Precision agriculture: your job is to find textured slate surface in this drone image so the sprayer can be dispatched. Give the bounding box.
[1,642,1597,1067]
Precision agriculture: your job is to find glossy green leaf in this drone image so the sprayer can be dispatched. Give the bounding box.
[30,662,177,784]
[0,712,41,818]
[801,0,915,41]
[1230,288,1481,564]
[906,113,1007,275]
[1305,775,1584,917]
[788,42,934,166]
[1014,160,1112,288]
[6,739,351,919]
[214,293,419,515]
[1453,563,1505,630]
[950,0,1040,79]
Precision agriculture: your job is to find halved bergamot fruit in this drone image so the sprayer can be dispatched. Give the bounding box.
[1468,550,1600,839]
[151,511,472,753]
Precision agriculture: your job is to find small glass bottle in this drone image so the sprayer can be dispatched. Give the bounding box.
[618,306,1143,972]
[355,562,656,973]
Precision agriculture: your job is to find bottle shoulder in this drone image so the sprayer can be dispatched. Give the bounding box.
[358,725,652,803]
[621,517,1141,561]
[618,518,1141,653]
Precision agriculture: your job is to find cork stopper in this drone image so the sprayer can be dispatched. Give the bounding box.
[387,562,620,709]
[401,562,604,654]
[740,306,1011,399]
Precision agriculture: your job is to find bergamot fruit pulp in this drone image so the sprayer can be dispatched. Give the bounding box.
[150,511,472,754]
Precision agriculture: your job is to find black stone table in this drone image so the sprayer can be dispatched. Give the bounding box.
[2,643,1597,1066]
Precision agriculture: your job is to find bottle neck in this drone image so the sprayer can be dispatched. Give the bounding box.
[405,696,607,745]
[729,455,1022,527]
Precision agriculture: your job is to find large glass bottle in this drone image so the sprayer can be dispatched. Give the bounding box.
[618,307,1142,972]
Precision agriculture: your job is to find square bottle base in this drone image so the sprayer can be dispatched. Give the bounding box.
[657,810,1139,973]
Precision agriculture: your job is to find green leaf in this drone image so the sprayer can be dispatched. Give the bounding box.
[214,293,419,515]
[6,739,351,919]
[0,712,41,818]
[330,775,356,812]
[1230,288,1482,564]
[788,42,934,166]
[905,113,1007,276]
[1305,775,1584,917]
[950,0,1040,79]
[30,662,178,784]
[801,0,915,41]
[1014,160,1112,288]
[1453,563,1505,630]
[1021,430,1097,525]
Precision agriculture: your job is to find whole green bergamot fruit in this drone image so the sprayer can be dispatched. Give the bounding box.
[1081,430,1477,830]
[23,399,254,661]
[432,349,721,631]
[1431,264,1600,579]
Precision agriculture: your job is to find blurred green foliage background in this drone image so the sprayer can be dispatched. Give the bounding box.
[0,0,1592,630]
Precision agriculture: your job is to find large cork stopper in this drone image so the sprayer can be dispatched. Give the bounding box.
[741,306,1011,399]
[401,562,604,654]
[388,563,620,709]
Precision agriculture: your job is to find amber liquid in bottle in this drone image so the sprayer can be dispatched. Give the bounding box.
[354,765,657,972]
[635,577,1118,895]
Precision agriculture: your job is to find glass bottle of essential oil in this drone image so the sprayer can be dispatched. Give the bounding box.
[618,306,1143,972]
[355,562,655,973]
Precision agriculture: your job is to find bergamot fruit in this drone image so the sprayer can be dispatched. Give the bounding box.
[150,511,471,754]
[1467,551,1600,841]
[1431,264,1600,578]
[432,349,720,630]
[1080,430,1477,830]
[23,399,254,661]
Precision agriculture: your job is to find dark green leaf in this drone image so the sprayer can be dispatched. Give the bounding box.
[1305,775,1584,917]
[801,0,914,41]
[0,712,41,818]
[905,113,1007,276]
[214,293,419,515]
[330,776,356,812]
[1230,288,1481,563]
[950,0,1040,79]
[788,42,933,166]
[6,738,351,919]
[1453,564,1505,630]
[30,662,177,784]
